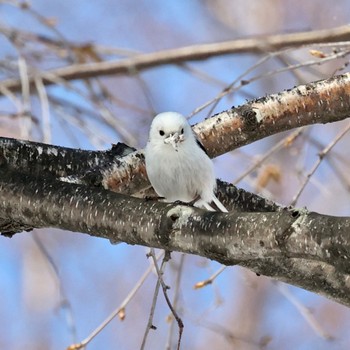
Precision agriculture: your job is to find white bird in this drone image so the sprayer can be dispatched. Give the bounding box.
[145,112,228,212]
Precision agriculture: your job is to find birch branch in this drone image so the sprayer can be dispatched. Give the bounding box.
[1,74,350,196]
[104,73,350,192]
[0,170,349,306]
[1,25,350,93]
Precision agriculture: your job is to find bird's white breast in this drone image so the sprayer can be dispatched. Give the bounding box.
[145,139,215,203]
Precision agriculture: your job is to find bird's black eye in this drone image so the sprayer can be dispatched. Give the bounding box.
[159,130,165,136]
[180,128,184,134]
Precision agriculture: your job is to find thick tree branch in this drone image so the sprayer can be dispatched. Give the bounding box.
[0,170,349,306]
[194,73,350,156]
[1,74,350,306]
[1,25,350,93]
[0,137,136,186]
[103,73,350,192]
[2,74,350,196]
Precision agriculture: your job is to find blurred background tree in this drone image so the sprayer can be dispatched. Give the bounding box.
[1,1,350,349]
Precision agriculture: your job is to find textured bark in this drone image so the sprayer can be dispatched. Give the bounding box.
[0,137,136,187]
[194,73,350,157]
[2,75,349,195]
[94,74,350,193]
[1,74,350,306]
[0,170,349,306]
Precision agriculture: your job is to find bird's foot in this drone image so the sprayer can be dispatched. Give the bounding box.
[188,195,201,206]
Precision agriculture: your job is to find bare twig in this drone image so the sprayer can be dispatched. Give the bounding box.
[191,47,350,118]
[34,77,51,143]
[17,55,31,138]
[233,128,303,185]
[2,25,350,93]
[194,265,227,290]
[193,320,268,349]
[67,251,164,350]
[31,232,77,344]
[149,250,184,350]
[166,254,186,350]
[190,51,275,118]
[291,121,350,206]
[276,282,334,340]
[140,249,168,350]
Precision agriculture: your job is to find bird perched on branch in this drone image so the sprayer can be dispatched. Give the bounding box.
[145,112,228,212]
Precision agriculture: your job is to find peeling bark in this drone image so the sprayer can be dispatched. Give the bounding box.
[194,73,350,157]
[101,73,350,193]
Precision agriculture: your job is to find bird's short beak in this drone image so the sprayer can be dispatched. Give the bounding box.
[164,132,184,151]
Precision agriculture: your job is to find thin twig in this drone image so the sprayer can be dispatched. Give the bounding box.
[194,265,227,289]
[189,52,276,118]
[204,52,276,119]
[291,121,350,206]
[276,282,334,340]
[194,320,268,349]
[68,251,164,350]
[140,249,168,350]
[17,55,31,138]
[34,77,51,143]
[190,47,350,118]
[2,25,350,92]
[31,232,77,343]
[150,250,184,350]
[53,104,114,148]
[233,128,303,185]
[166,254,186,350]
[179,63,227,88]
[126,65,156,119]
[87,83,138,146]
[0,84,22,111]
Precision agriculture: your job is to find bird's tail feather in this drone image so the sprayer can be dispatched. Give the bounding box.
[212,194,228,213]
[195,196,228,213]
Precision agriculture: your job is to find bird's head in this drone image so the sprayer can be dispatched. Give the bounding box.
[148,112,193,151]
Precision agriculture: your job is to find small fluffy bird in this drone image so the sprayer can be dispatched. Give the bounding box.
[145,112,228,212]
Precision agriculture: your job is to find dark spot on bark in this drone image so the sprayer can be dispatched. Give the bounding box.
[237,105,260,131]
[82,170,103,187]
[256,273,261,276]
[326,246,350,274]
[259,240,265,247]
[170,214,179,222]
[110,142,136,157]
[291,210,300,218]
